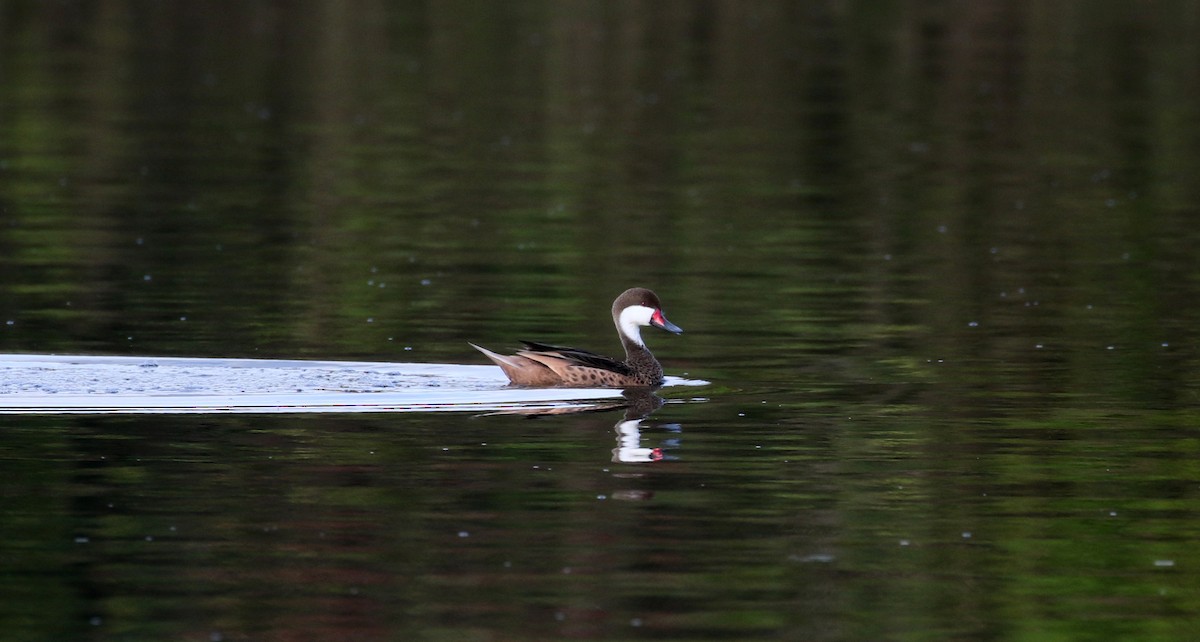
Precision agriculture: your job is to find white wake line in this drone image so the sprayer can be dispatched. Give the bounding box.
[0,354,708,415]
[0,389,626,415]
[0,353,507,375]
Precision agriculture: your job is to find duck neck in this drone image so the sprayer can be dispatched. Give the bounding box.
[614,305,665,384]
[621,335,664,383]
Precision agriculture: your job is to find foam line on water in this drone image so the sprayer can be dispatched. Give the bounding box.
[0,354,707,414]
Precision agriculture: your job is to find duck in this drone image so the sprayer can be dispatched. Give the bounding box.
[470,287,683,388]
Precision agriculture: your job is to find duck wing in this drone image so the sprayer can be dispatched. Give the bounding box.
[518,341,633,375]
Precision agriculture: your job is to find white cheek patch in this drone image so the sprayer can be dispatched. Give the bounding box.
[618,305,656,346]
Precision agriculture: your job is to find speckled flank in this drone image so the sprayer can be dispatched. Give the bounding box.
[559,372,619,387]
[562,366,647,388]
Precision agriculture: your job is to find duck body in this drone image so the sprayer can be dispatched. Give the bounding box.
[470,287,682,388]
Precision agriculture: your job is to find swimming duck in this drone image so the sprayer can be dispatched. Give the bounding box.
[470,287,682,388]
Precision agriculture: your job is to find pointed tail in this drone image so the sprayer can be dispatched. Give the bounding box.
[469,342,526,370]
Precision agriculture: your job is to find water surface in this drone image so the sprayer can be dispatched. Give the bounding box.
[3,2,1200,640]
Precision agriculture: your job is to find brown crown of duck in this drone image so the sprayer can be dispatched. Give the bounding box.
[470,287,683,388]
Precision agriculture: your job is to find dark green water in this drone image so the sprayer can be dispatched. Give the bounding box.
[4,2,1200,640]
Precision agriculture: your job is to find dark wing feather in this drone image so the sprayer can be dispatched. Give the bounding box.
[519,340,633,375]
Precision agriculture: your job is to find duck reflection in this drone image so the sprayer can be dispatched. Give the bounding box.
[482,388,682,463]
[611,388,680,463]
